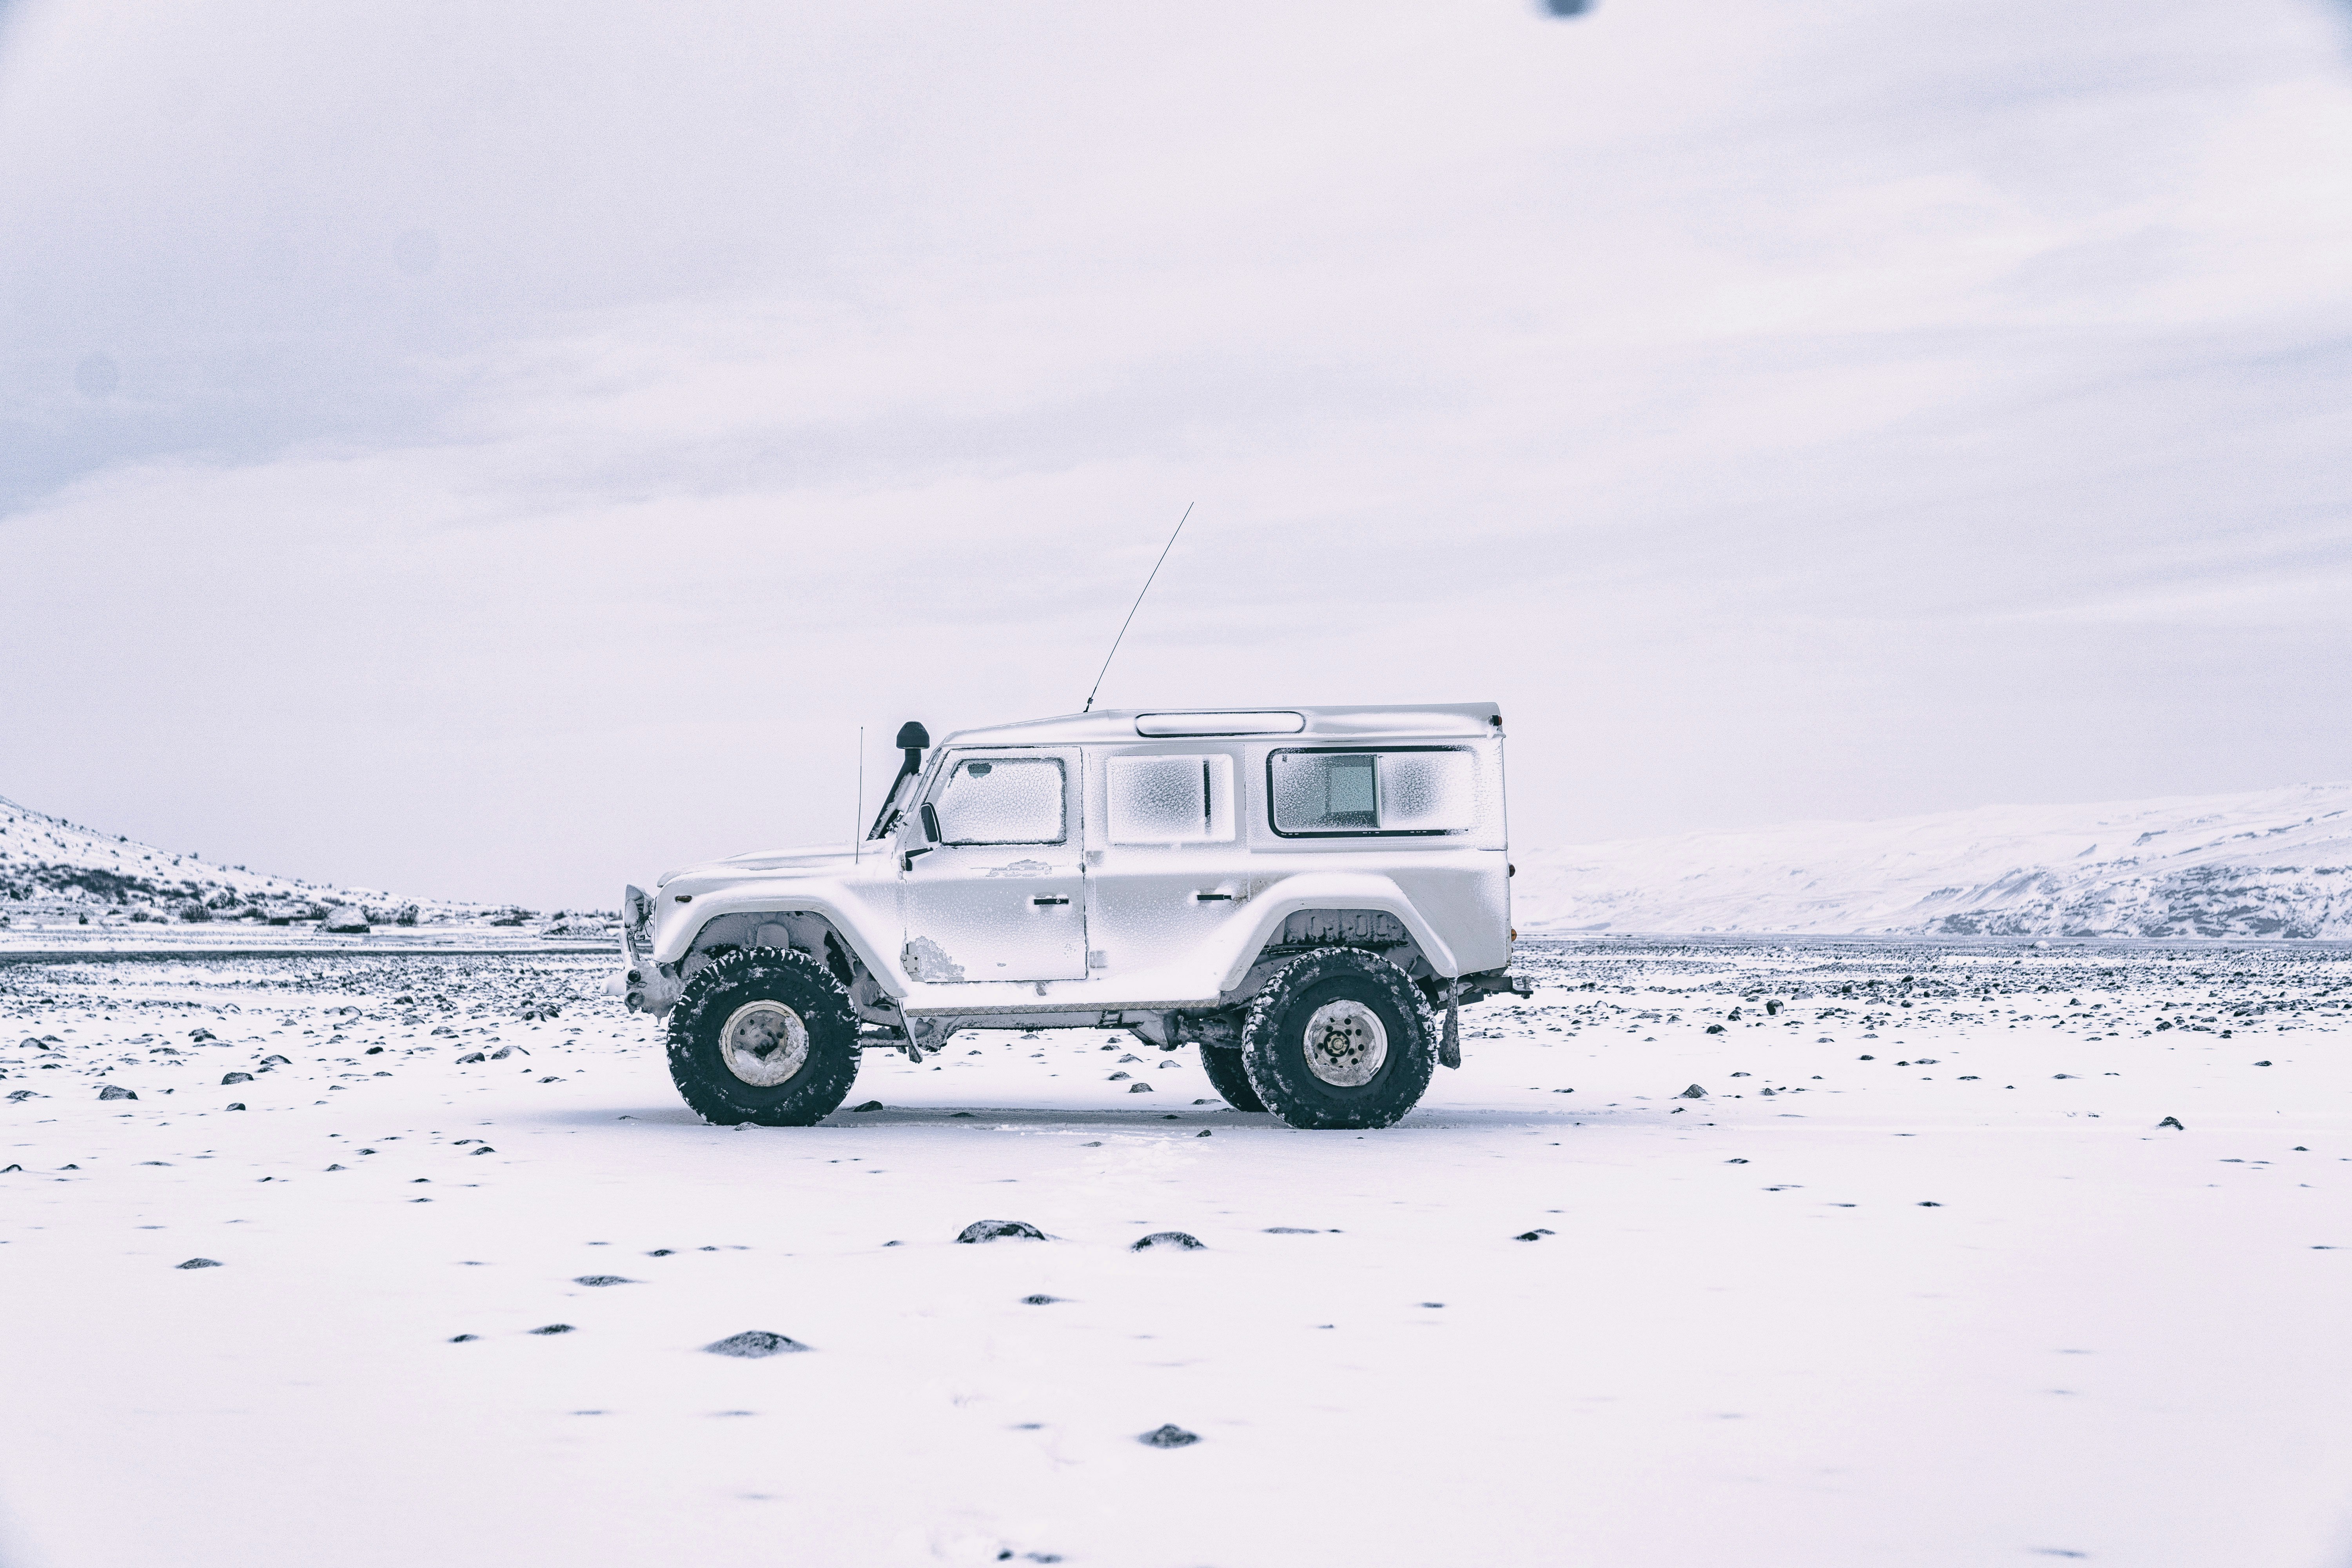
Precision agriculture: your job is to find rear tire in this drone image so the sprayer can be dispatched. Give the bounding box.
[1241,949,1434,1130]
[666,948,861,1126]
[1198,1044,1266,1112]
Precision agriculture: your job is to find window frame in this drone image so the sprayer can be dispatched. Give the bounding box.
[922,751,1071,847]
[1102,750,1238,846]
[1264,746,1475,839]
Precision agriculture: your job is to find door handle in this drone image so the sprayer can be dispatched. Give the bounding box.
[1193,891,1234,902]
[1031,895,1070,906]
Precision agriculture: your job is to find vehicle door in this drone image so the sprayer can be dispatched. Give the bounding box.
[1082,745,1251,976]
[899,748,1088,982]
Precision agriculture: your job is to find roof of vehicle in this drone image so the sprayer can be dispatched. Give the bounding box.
[940,703,1503,749]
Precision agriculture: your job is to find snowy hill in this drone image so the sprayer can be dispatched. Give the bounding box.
[1513,783,2352,940]
[0,793,609,943]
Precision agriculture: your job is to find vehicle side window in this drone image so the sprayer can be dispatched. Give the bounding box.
[930,756,1066,845]
[1106,754,1235,844]
[1269,748,1475,836]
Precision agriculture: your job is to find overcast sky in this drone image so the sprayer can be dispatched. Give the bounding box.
[3,0,2350,909]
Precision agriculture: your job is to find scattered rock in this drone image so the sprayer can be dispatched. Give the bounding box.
[176,1258,223,1269]
[1196,1129,1212,1137]
[98,1084,137,1101]
[222,1071,253,1085]
[528,1324,576,1335]
[450,1334,479,1343]
[321,907,370,934]
[1264,1227,1319,1234]
[260,1055,290,1067]
[1022,1294,1061,1305]
[1704,1024,1725,1034]
[1918,1201,1943,1207]
[456,1053,486,1064]
[958,1220,1046,1243]
[5,1090,35,1103]
[573,1276,635,1287]
[1138,1424,1200,1448]
[470,1146,495,1155]
[1677,1084,1706,1099]
[2255,1060,2274,1067]
[2157,1116,2185,1130]
[1726,1158,1749,1164]
[1127,1082,1153,1093]
[225,1102,246,1111]
[1514,1228,1555,1241]
[1131,1231,1203,1251]
[849,1101,885,1113]
[705,1330,809,1357]
[325,1163,347,1171]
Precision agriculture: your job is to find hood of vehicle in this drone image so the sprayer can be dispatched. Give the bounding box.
[656,842,863,888]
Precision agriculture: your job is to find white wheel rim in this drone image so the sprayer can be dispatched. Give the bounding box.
[1301,998,1387,1087]
[720,1000,810,1087]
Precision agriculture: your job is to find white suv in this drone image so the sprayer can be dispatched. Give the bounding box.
[621,704,1528,1130]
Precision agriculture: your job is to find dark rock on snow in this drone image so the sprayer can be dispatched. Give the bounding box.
[958,1220,1047,1243]
[1678,1084,1707,1099]
[573,1276,635,1287]
[222,1071,253,1085]
[705,1330,810,1357]
[1131,1231,1203,1251]
[1139,1424,1200,1447]
[529,1324,576,1335]
[176,1258,223,1269]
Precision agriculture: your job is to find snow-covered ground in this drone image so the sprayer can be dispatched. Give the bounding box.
[5,938,2350,1567]
[1515,782,2352,940]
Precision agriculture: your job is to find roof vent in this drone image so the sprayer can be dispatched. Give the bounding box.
[1134,711,1307,737]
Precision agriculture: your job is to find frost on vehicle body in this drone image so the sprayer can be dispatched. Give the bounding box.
[621,705,1530,1129]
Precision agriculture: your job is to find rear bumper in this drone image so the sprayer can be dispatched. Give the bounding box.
[1459,967,1533,1004]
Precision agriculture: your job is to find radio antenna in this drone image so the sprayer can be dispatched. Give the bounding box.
[1083,501,1194,714]
[853,726,864,863]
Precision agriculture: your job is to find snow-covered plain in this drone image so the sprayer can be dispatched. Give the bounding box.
[1515,782,2352,940]
[5,939,2352,1568]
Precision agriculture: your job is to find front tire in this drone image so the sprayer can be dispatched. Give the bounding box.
[666,948,861,1126]
[1241,949,1435,1130]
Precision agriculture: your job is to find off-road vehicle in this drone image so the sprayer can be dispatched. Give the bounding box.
[621,704,1528,1130]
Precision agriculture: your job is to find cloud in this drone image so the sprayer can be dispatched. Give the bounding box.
[1,0,2349,902]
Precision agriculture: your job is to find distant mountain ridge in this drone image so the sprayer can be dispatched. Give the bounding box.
[1512,783,2352,940]
[0,793,493,930]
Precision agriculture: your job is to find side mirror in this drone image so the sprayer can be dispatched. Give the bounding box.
[920,802,942,843]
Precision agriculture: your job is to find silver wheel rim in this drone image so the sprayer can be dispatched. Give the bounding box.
[1301,998,1387,1087]
[720,1000,810,1087]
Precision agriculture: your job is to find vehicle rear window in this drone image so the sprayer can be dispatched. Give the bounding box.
[1268,748,1475,836]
